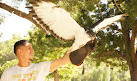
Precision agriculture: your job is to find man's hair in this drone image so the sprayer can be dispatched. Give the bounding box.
[14,40,29,55]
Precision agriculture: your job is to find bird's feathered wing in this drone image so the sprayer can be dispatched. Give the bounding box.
[28,1,127,65]
[92,14,127,34]
[31,1,85,40]
[29,1,91,52]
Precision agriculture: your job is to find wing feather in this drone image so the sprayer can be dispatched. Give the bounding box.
[29,1,127,53]
[32,1,84,40]
[92,14,127,34]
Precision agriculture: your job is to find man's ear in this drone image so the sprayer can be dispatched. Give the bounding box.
[17,49,22,56]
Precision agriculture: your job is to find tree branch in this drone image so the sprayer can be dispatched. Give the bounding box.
[0,2,29,20]
[0,2,46,32]
[97,0,103,19]
[109,26,123,32]
[97,50,126,60]
[114,0,123,13]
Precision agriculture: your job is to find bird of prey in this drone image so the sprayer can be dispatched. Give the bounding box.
[27,0,127,66]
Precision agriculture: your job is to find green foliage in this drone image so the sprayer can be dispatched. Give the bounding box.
[71,62,130,81]
[0,59,18,72]
[58,0,97,29]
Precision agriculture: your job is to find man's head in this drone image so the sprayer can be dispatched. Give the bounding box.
[14,40,34,61]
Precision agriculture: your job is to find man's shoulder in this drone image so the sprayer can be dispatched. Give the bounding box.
[32,61,51,65]
[38,61,52,65]
[4,65,18,73]
[31,61,52,68]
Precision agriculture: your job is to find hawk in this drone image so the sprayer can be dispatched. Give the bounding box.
[27,0,127,66]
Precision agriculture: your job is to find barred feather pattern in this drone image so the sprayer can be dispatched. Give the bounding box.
[92,14,127,34]
[31,1,91,52]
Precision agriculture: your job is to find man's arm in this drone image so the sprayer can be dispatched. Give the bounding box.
[49,51,71,73]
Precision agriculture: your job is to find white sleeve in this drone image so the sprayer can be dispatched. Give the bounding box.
[0,70,8,81]
[37,61,52,76]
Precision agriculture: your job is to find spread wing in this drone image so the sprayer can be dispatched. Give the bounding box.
[28,1,85,41]
[28,1,91,52]
[92,14,127,34]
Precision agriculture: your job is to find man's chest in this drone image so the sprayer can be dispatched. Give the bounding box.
[9,69,40,81]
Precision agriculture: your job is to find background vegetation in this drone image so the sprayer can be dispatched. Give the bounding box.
[0,0,137,81]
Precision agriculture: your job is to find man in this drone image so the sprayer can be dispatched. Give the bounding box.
[0,40,71,81]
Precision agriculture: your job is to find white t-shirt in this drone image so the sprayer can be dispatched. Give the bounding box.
[0,61,51,81]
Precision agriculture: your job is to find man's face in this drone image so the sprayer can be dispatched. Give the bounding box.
[19,42,34,61]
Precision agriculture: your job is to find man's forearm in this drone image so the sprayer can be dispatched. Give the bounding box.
[60,52,71,65]
[49,52,71,72]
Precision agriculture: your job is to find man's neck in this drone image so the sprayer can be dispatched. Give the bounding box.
[18,59,31,67]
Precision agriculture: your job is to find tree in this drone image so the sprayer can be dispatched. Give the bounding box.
[0,0,137,81]
[89,1,137,81]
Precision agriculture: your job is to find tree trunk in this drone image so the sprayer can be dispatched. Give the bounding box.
[53,70,59,81]
[128,56,137,81]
